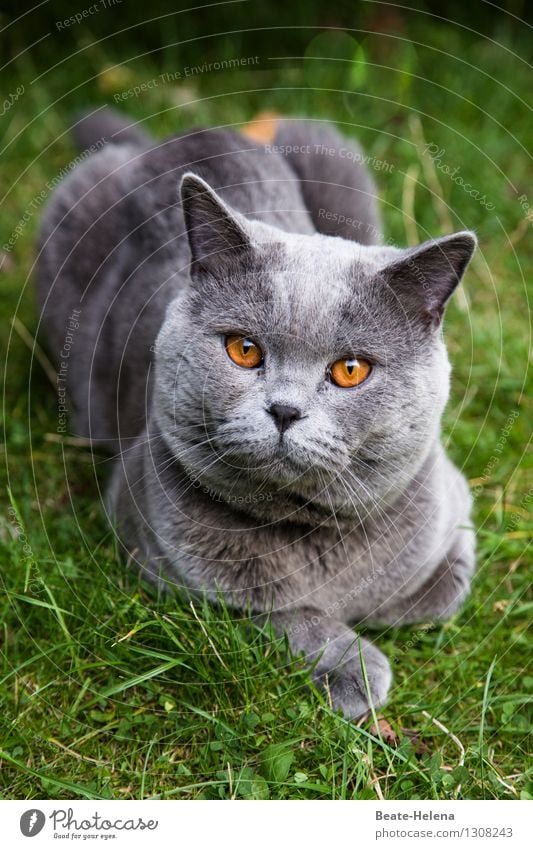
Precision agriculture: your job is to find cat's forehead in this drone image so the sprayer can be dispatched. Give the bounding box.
[244,234,400,352]
[261,233,392,316]
[270,232,395,289]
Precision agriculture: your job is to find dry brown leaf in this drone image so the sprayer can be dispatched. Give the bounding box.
[369,717,398,745]
[241,110,281,144]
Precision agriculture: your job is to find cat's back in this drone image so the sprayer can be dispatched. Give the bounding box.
[132,125,314,233]
[37,125,312,326]
[37,142,138,333]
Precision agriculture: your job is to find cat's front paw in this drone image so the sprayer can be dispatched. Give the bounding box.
[317,637,392,720]
[270,609,392,721]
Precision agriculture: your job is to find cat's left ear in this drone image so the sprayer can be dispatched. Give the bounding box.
[180,172,254,277]
[383,231,477,327]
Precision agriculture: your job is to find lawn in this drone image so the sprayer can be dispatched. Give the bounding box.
[0,9,531,800]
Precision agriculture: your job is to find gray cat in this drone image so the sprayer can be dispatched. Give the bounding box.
[36,109,476,718]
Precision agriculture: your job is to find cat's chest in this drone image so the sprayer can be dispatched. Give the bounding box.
[265,520,425,618]
[178,509,429,619]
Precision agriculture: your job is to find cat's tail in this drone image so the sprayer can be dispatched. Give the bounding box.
[71,107,153,152]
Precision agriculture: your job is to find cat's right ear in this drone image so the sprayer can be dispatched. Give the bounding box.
[180,173,253,277]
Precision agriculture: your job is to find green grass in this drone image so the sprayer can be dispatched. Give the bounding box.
[0,17,531,800]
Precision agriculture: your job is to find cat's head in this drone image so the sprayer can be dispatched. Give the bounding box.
[153,173,476,525]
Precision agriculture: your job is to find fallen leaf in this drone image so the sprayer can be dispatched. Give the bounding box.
[369,717,398,745]
[241,110,281,144]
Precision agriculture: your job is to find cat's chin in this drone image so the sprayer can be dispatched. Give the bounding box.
[184,460,376,529]
[205,481,367,528]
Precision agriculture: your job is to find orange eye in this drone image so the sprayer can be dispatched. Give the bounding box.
[329,357,371,388]
[225,335,263,369]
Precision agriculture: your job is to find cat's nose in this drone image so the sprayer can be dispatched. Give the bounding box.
[267,403,302,434]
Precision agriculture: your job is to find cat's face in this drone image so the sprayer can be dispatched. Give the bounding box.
[154,175,476,525]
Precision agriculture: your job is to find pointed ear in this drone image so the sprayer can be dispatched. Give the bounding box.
[383,231,477,327]
[180,172,253,276]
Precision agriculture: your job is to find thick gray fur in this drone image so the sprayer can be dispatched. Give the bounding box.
[72,107,153,150]
[36,109,476,718]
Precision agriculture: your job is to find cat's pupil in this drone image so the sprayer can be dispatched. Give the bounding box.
[243,339,253,354]
[346,360,355,374]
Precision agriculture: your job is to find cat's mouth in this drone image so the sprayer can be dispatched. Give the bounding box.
[275,440,344,475]
[243,443,337,478]
[216,435,343,482]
